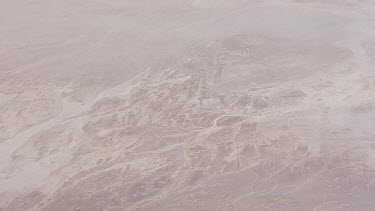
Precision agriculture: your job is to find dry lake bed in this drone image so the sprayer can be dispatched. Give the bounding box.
[1,0,375,210]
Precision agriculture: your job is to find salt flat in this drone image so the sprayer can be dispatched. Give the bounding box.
[1,0,375,210]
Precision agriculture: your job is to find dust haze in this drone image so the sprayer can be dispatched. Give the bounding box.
[1,0,375,210]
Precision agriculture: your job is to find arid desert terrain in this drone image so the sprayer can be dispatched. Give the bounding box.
[1,0,375,210]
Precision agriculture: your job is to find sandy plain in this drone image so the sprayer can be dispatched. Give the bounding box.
[1,0,375,210]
